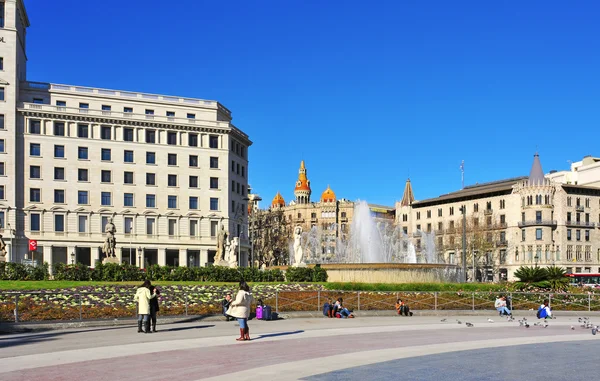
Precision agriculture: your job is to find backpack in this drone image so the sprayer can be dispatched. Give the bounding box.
[536,307,542,319]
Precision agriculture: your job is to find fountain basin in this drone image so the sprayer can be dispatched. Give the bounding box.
[275,263,462,284]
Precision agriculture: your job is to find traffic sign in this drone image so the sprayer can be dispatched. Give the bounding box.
[29,240,38,251]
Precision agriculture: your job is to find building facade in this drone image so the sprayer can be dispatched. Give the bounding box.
[396,154,600,281]
[248,161,394,267]
[0,1,251,268]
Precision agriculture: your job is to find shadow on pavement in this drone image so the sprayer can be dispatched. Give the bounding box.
[163,324,215,332]
[253,330,304,340]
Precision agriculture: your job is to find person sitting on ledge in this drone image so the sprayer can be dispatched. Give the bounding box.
[335,297,354,318]
[323,298,334,318]
[396,299,413,317]
[495,295,512,316]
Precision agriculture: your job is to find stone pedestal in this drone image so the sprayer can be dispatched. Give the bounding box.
[215,259,236,268]
[103,257,120,265]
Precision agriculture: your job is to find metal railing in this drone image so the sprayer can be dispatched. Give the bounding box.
[2,290,600,323]
[518,220,558,227]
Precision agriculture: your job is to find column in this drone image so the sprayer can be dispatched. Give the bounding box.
[200,249,208,267]
[179,248,187,267]
[158,248,167,266]
[43,245,53,275]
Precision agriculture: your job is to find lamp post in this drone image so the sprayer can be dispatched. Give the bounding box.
[70,251,75,265]
[189,255,194,267]
[137,246,142,268]
[534,254,539,268]
[7,222,13,263]
[460,205,467,282]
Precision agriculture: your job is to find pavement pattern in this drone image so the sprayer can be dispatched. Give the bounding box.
[1,314,599,381]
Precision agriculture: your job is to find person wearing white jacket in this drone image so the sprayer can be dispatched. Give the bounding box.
[227,281,254,341]
[134,280,157,333]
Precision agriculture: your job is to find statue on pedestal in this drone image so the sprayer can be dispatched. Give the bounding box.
[102,218,120,264]
[226,237,239,268]
[293,226,305,267]
[0,234,6,262]
[215,224,228,264]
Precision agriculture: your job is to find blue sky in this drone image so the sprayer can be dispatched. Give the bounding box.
[26,0,600,206]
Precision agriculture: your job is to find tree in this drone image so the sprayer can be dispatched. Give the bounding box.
[248,208,290,268]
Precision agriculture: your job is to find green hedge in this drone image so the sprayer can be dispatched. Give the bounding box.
[285,266,328,282]
[50,262,288,282]
[0,262,49,280]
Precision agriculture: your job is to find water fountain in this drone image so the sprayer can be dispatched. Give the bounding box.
[285,200,461,283]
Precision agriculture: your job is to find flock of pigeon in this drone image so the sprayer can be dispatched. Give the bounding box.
[440,315,598,335]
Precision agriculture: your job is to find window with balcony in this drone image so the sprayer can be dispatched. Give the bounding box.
[101,148,111,161]
[168,154,177,166]
[189,197,198,210]
[124,150,134,163]
[56,100,66,107]
[54,189,65,203]
[101,126,112,140]
[54,167,65,180]
[78,191,88,205]
[54,145,65,158]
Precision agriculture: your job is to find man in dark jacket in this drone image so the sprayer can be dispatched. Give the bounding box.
[222,293,233,321]
[148,285,160,332]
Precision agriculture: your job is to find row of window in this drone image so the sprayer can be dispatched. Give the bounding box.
[27,120,222,148]
[29,213,211,237]
[36,100,200,120]
[28,188,223,210]
[414,201,505,220]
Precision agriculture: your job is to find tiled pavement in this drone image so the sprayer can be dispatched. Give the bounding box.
[0,315,598,381]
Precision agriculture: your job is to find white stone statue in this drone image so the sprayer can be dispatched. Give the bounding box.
[0,234,6,262]
[102,218,117,258]
[293,226,305,266]
[215,224,228,263]
[226,237,239,268]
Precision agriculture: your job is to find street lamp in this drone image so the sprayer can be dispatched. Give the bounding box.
[137,246,142,268]
[70,251,75,265]
[7,222,13,263]
[459,205,467,282]
[189,255,194,267]
[534,254,539,268]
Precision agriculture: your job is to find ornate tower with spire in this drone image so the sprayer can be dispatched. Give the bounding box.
[396,178,415,231]
[401,178,415,207]
[294,160,312,204]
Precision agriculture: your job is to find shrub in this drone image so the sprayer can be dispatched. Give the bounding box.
[53,263,91,281]
[285,267,314,282]
[513,265,568,291]
[0,262,49,280]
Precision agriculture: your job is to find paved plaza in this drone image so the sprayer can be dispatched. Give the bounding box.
[1,314,599,381]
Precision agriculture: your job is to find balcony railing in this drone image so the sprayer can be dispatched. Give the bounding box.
[517,220,557,227]
[566,221,596,228]
[484,209,493,215]
[496,240,508,247]
[576,206,585,212]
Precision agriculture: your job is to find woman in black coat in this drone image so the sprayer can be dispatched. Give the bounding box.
[148,285,161,332]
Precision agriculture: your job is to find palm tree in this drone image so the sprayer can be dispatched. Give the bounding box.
[514,266,549,289]
[545,266,569,291]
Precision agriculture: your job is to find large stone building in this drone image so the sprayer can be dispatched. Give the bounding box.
[248,161,394,266]
[396,154,600,281]
[0,1,251,268]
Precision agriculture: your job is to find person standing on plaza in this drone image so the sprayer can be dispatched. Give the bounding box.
[134,280,157,333]
[149,285,161,332]
[227,281,254,341]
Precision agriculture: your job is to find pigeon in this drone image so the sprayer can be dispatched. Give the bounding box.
[487,318,494,323]
[592,328,597,336]
[578,318,583,323]
[524,323,530,328]
[457,320,462,324]
[518,320,524,326]
[543,322,548,328]
[466,322,474,327]
[571,326,575,330]
[533,322,540,326]
[440,318,447,322]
